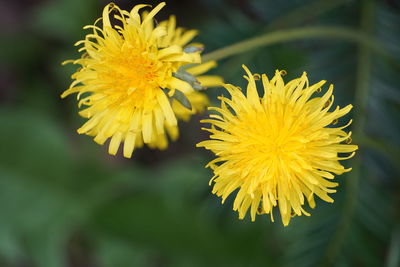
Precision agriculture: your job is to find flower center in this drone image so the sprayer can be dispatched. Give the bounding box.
[236,106,307,163]
[97,43,165,108]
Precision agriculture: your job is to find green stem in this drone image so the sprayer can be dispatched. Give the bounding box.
[203,26,386,63]
[386,227,400,267]
[321,0,374,265]
[353,134,400,169]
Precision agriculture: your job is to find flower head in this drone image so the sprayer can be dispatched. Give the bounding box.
[198,65,358,226]
[62,2,222,158]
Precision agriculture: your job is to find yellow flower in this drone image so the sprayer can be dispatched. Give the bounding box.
[197,65,358,226]
[62,2,222,158]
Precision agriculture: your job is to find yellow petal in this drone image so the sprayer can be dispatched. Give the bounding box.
[108,131,122,155]
[197,75,224,87]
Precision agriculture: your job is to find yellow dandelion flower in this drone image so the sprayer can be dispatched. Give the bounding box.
[62,2,223,158]
[197,65,358,226]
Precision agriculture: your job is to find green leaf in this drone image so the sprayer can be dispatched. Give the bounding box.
[172,89,193,110]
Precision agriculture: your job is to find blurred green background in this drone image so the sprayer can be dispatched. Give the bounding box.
[1,0,399,266]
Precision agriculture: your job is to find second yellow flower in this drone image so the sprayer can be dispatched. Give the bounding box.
[62,2,222,158]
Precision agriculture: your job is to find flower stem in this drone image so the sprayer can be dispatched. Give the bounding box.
[203,26,386,63]
[321,0,374,265]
